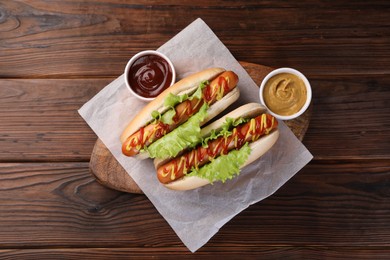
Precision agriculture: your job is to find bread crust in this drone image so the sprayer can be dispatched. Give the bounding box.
[200,102,267,138]
[120,68,225,143]
[135,87,240,161]
[158,103,280,191]
[164,129,279,191]
[154,101,258,169]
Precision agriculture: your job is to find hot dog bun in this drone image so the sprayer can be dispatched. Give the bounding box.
[121,68,226,143]
[121,68,240,160]
[154,103,279,191]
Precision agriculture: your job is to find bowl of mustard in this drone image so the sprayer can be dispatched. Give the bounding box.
[259,68,312,120]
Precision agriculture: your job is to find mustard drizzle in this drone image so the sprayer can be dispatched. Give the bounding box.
[161,113,277,182]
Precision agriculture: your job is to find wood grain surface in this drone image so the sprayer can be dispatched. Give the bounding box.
[0,0,389,258]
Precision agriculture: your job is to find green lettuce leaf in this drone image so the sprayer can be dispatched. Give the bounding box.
[188,143,251,183]
[162,80,208,109]
[192,81,208,99]
[160,109,176,125]
[150,80,209,126]
[146,103,208,159]
[151,110,161,120]
[150,109,175,125]
[202,117,250,147]
[164,92,189,108]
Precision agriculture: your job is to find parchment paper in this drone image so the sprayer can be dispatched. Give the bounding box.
[78,18,313,252]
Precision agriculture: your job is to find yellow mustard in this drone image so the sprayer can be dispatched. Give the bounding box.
[263,73,307,116]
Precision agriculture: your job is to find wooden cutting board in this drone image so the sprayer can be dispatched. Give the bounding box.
[89,62,312,194]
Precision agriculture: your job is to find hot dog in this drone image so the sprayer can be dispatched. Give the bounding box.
[154,103,279,191]
[121,68,240,160]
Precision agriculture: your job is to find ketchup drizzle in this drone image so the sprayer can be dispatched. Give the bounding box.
[203,76,229,104]
[124,74,234,156]
[159,114,278,183]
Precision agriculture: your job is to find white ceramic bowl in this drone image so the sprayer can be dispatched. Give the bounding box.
[124,50,176,102]
[259,67,312,120]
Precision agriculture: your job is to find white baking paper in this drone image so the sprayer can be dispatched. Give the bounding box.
[78,18,313,252]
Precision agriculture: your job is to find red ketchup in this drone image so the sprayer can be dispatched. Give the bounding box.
[128,54,173,98]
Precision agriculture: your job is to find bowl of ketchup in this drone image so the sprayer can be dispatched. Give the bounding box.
[124,50,176,101]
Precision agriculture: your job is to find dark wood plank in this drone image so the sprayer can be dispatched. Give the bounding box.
[305,75,390,159]
[1,75,388,162]
[0,161,388,249]
[0,0,388,258]
[0,78,111,162]
[217,160,390,247]
[0,1,389,78]
[1,247,390,259]
[0,162,177,249]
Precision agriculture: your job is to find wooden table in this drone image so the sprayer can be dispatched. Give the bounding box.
[1,1,389,258]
